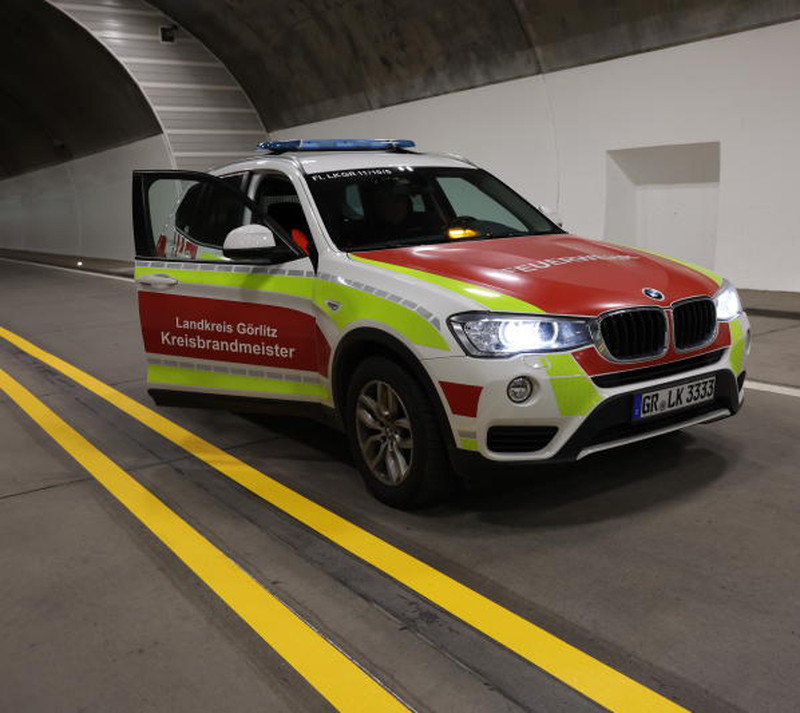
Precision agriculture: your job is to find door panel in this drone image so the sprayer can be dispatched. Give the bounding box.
[132,170,329,405]
[139,291,321,372]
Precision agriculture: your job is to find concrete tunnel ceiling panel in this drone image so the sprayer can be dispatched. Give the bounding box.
[148,0,800,131]
[0,0,160,179]
[48,0,266,171]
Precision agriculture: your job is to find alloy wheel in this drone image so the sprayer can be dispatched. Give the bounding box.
[355,380,414,486]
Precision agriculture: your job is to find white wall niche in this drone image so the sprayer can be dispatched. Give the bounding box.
[605,142,721,269]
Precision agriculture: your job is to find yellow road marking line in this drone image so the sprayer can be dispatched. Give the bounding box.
[0,326,688,712]
[0,366,407,713]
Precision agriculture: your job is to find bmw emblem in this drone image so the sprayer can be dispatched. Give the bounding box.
[643,287,665,301]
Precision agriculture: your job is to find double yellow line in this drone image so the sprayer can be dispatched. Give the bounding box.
[0,364,406,711]
[0,325,688,712]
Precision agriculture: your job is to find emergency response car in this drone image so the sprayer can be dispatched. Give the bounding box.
[132,139,750,507]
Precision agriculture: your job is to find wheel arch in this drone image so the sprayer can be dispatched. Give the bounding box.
[331,328,456,449]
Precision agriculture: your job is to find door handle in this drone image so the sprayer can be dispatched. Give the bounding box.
[136,273,178,290]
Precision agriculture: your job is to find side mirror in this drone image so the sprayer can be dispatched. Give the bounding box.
[222,224,276,258]
[538,205,564,228]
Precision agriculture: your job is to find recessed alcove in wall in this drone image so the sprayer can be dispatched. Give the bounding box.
[604,142,721,268]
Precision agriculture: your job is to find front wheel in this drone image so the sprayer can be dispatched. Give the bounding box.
[345,357,453,508]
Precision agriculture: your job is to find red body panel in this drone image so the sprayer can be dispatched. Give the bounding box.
[138,292,329,375]
[357,235,718,316]
[439,381,483,417]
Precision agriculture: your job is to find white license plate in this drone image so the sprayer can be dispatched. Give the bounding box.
[632,376,716,420]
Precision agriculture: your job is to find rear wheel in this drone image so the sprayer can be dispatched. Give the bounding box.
[345,357,452,508]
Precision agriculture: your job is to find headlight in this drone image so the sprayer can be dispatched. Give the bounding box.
[449,313,593,356]
[714,280,742,321]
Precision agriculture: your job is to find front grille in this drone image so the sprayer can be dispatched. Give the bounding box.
[599,309,667,361]
[592,349,724,388]
[673,298,716,350]
[487,426,558,453]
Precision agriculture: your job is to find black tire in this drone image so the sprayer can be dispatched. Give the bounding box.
[345,356,453,508]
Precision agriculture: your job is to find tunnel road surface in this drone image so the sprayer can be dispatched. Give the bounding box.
[1,259,799,712]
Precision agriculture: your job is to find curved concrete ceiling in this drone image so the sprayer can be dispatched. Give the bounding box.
[48,0,265,172]
[149,0,800,131]
[0,0,160,179]
[3,0,800,181]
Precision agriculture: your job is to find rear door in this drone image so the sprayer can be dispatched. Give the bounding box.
[132,170,330,408]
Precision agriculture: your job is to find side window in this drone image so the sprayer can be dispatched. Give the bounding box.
[254,172,314,256]
[147,174,249,260]
[437,176,525,231]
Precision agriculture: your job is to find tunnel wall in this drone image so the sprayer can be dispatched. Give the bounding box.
[0,135,172,262]
[273,20,800,293]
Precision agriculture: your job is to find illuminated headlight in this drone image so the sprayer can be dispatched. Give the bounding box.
[449,313,593,357]
[714,280,742,321]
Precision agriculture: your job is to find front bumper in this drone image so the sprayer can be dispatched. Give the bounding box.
[448,368,742,477]
[548,367,741,461]
[423,313,749,470]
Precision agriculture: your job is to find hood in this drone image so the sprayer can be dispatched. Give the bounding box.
[355,234,720,316]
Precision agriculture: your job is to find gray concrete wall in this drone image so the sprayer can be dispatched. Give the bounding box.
[150,0,800,130]
[0,135,173,262]
[272,20,800,292]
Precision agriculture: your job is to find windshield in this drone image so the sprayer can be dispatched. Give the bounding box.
[306,166,561,251]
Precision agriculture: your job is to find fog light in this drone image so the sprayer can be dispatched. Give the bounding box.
[507,376,534,403]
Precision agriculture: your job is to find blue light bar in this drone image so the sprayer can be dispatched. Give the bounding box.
[256,138,415,153]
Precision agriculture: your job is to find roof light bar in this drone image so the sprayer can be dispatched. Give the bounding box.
[256,138,416,153]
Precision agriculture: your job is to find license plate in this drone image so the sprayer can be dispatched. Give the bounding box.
[632,376,716,420]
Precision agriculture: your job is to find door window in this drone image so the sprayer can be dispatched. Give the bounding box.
[147,174,248,259]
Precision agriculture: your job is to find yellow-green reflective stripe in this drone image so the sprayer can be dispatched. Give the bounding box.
[546,353,601,416]
[148,364,329,399]
[351,255,545,314]
[198,251,226,261]
[459,437,478,451]
[135,267,448,351]
[314,282,449,351]
[134,267,314,299]
[729,318,745,374]
[729,318,744,342]
[621,245,723,287]
[550,377,602,416]
[545,353,586,377]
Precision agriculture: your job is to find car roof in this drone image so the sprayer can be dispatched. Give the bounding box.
[211,150,475,176]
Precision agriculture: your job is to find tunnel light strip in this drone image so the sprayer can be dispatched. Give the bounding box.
[94,30,199,42]
[0,368,408,712]
[167,129,264,135]
[172,151,256,158]
[0,325,689,713]
[155,106,256,113]
[52,2,162,16]
[119,56,223,67]
[141,82,243,91]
